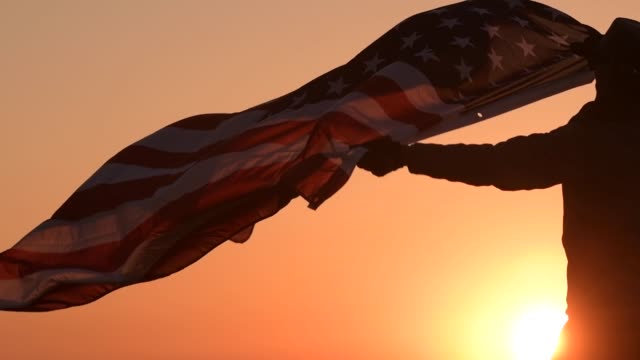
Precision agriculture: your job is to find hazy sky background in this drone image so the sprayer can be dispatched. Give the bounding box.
[1,1,639,359]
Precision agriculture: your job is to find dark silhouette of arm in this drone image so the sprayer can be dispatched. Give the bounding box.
[405,123,582,191]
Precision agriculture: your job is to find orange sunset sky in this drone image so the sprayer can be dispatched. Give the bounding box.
[1,1,639,359]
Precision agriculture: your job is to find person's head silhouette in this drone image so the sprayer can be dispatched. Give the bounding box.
[591,18,640,103]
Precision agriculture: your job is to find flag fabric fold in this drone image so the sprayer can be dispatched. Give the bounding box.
[1,0,599,311]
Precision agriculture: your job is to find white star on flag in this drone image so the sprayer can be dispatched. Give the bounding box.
[516,37,536,57]
[439,18,462,29]
[549,33,570,46]
[415,46,440,62]
[364,54,385,73]
[471,7,492,16]
[327,77,348,95]
[401,32,422,49]
[488,48,504,70]
[482,24,502,39]
[455,58,473,82]
[512,16,529,27]
[451,36,475,49]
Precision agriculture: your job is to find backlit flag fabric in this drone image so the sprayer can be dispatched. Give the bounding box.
[1,0,599,311]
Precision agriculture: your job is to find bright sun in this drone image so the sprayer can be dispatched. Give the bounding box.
[510,305,568,360]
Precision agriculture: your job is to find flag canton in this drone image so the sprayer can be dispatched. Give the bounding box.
[255,0,593,117]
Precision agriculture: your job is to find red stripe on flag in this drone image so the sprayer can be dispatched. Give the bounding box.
[361,75,442,131]
[52,174,183,221]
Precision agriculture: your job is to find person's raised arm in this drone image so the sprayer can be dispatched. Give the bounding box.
[358,103,594,191]
[403,128,573,190]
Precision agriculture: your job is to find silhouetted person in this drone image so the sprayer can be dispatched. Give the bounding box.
[358,18,640,359]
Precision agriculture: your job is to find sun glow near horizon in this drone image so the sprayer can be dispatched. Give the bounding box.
[510,304,568,360]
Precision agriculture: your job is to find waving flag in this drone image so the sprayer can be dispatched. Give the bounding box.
[0,0,599,311]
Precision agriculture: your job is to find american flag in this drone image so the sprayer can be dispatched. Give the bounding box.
[0,0,598,311]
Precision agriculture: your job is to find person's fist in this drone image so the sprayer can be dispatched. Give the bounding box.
[357,137,408,177]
